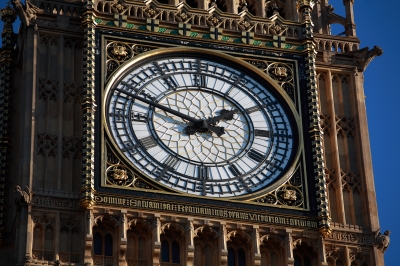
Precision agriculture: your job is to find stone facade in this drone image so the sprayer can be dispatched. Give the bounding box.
[0,0,389,265]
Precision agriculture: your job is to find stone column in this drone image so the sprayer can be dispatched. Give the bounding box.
[326,69,346,224]
[318,236,328,266]
[119,210,127,266]
[84,209,93,266]
[286,229,294,266]
[187,219,194,266]
[220,222,227,266]
[253,226,261,266]
[344,246,350,266]
[343,0,356,36]
[152,214,161,266]
[54,212,60,262]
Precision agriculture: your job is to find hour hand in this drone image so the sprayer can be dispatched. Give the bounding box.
[206,109,239,125]
[115,88,225,136]
[184,120,225,137]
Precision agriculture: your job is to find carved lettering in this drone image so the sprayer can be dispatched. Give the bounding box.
[94,196,318,228]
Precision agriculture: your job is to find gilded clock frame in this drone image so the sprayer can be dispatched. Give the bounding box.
[99,35,309,211]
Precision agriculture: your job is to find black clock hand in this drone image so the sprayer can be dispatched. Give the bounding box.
[114,88,225,136]
[206,109,239,125]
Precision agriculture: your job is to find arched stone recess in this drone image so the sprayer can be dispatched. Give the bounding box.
[227,229,252,266]
[326,247,345,266]
[92,214,120,266]
[32,214,56,261]
[193,225,219,266]
[160,222,186,265]
[126,218,152,266]
[259,234,285,266]
[293,238,319,266]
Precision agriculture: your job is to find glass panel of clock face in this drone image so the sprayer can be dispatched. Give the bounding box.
[106,55,295,197]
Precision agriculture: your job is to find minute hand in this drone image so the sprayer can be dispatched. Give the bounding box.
[115,88,199,123]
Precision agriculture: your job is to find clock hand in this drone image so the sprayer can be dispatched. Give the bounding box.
[115,88,199,123]
[114,88,225,136]
[206,109,239,125]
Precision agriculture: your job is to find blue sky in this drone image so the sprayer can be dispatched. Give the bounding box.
[0,0,398,264]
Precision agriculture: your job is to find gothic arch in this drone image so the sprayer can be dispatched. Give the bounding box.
[194,226,219,266]
[160,222,185,265]
[260,234,284,266]
[227,229,252,266]
[293,239,319,266]
[126,218,152,265]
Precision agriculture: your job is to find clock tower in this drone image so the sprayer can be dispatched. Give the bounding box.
[0,0,389,265]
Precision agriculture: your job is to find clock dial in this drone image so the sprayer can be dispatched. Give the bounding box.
[152,90,250,164]
[104,50,298,198]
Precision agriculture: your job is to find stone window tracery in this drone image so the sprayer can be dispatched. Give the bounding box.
[260,235,284,266]
[126,220,151,266]
[194,225,218,266]
[160,223,184,265]
[92,215,119,266]
[59,220,81,263]
[32,214,55,262]
[227,230,251,266]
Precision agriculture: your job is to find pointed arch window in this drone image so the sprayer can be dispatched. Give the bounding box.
[161,240,170,262]
[32,224,55,261]
[161,239,181,265]
[59,226,81,263]
[228,247,246,266]
[92,231,114,266]
[126,230,149,265]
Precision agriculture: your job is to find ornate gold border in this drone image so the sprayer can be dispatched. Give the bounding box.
[101,47,305,205]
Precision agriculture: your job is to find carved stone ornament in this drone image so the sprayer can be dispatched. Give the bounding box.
[12,0,43,27]
[238,18,255,31]
[175,8,193,23]
[282,188,297,200]
[106,144,158,190]
[254,168,304,207]
[269,22,287,36]
[106,164,135,187]
[376,230,390,253]
[246,60,295,102]
[144,6,161,19]
[37,133,58,157]
[15,185,33,206]
[111,0,128,14]
[207,14,223,27]
[106,40,155,78]
[343,46,383,71]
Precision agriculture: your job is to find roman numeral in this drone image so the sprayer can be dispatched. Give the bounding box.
[130,111,148,123]
[156,155,178,181]
[164,76,178,90]
[225,73,246,95]
[255,129,271,138]
[228,164,241,177]
[120,81,139,92]
[245,104,267,114]
[120,142,141,152]
[109,110,126,121]
[197,166,209,179]
[248,149,265,162]
[139,136,158,150]
[163,155,178,169]
[193,74,206,87]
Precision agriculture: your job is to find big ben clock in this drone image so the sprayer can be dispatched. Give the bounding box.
[103,48,301,199]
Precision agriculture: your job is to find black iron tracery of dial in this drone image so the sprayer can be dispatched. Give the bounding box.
[104,49,298,198]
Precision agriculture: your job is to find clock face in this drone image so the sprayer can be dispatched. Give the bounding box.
[104,50,298,198]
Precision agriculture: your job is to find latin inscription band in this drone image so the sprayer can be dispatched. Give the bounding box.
[94,195,317,228]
